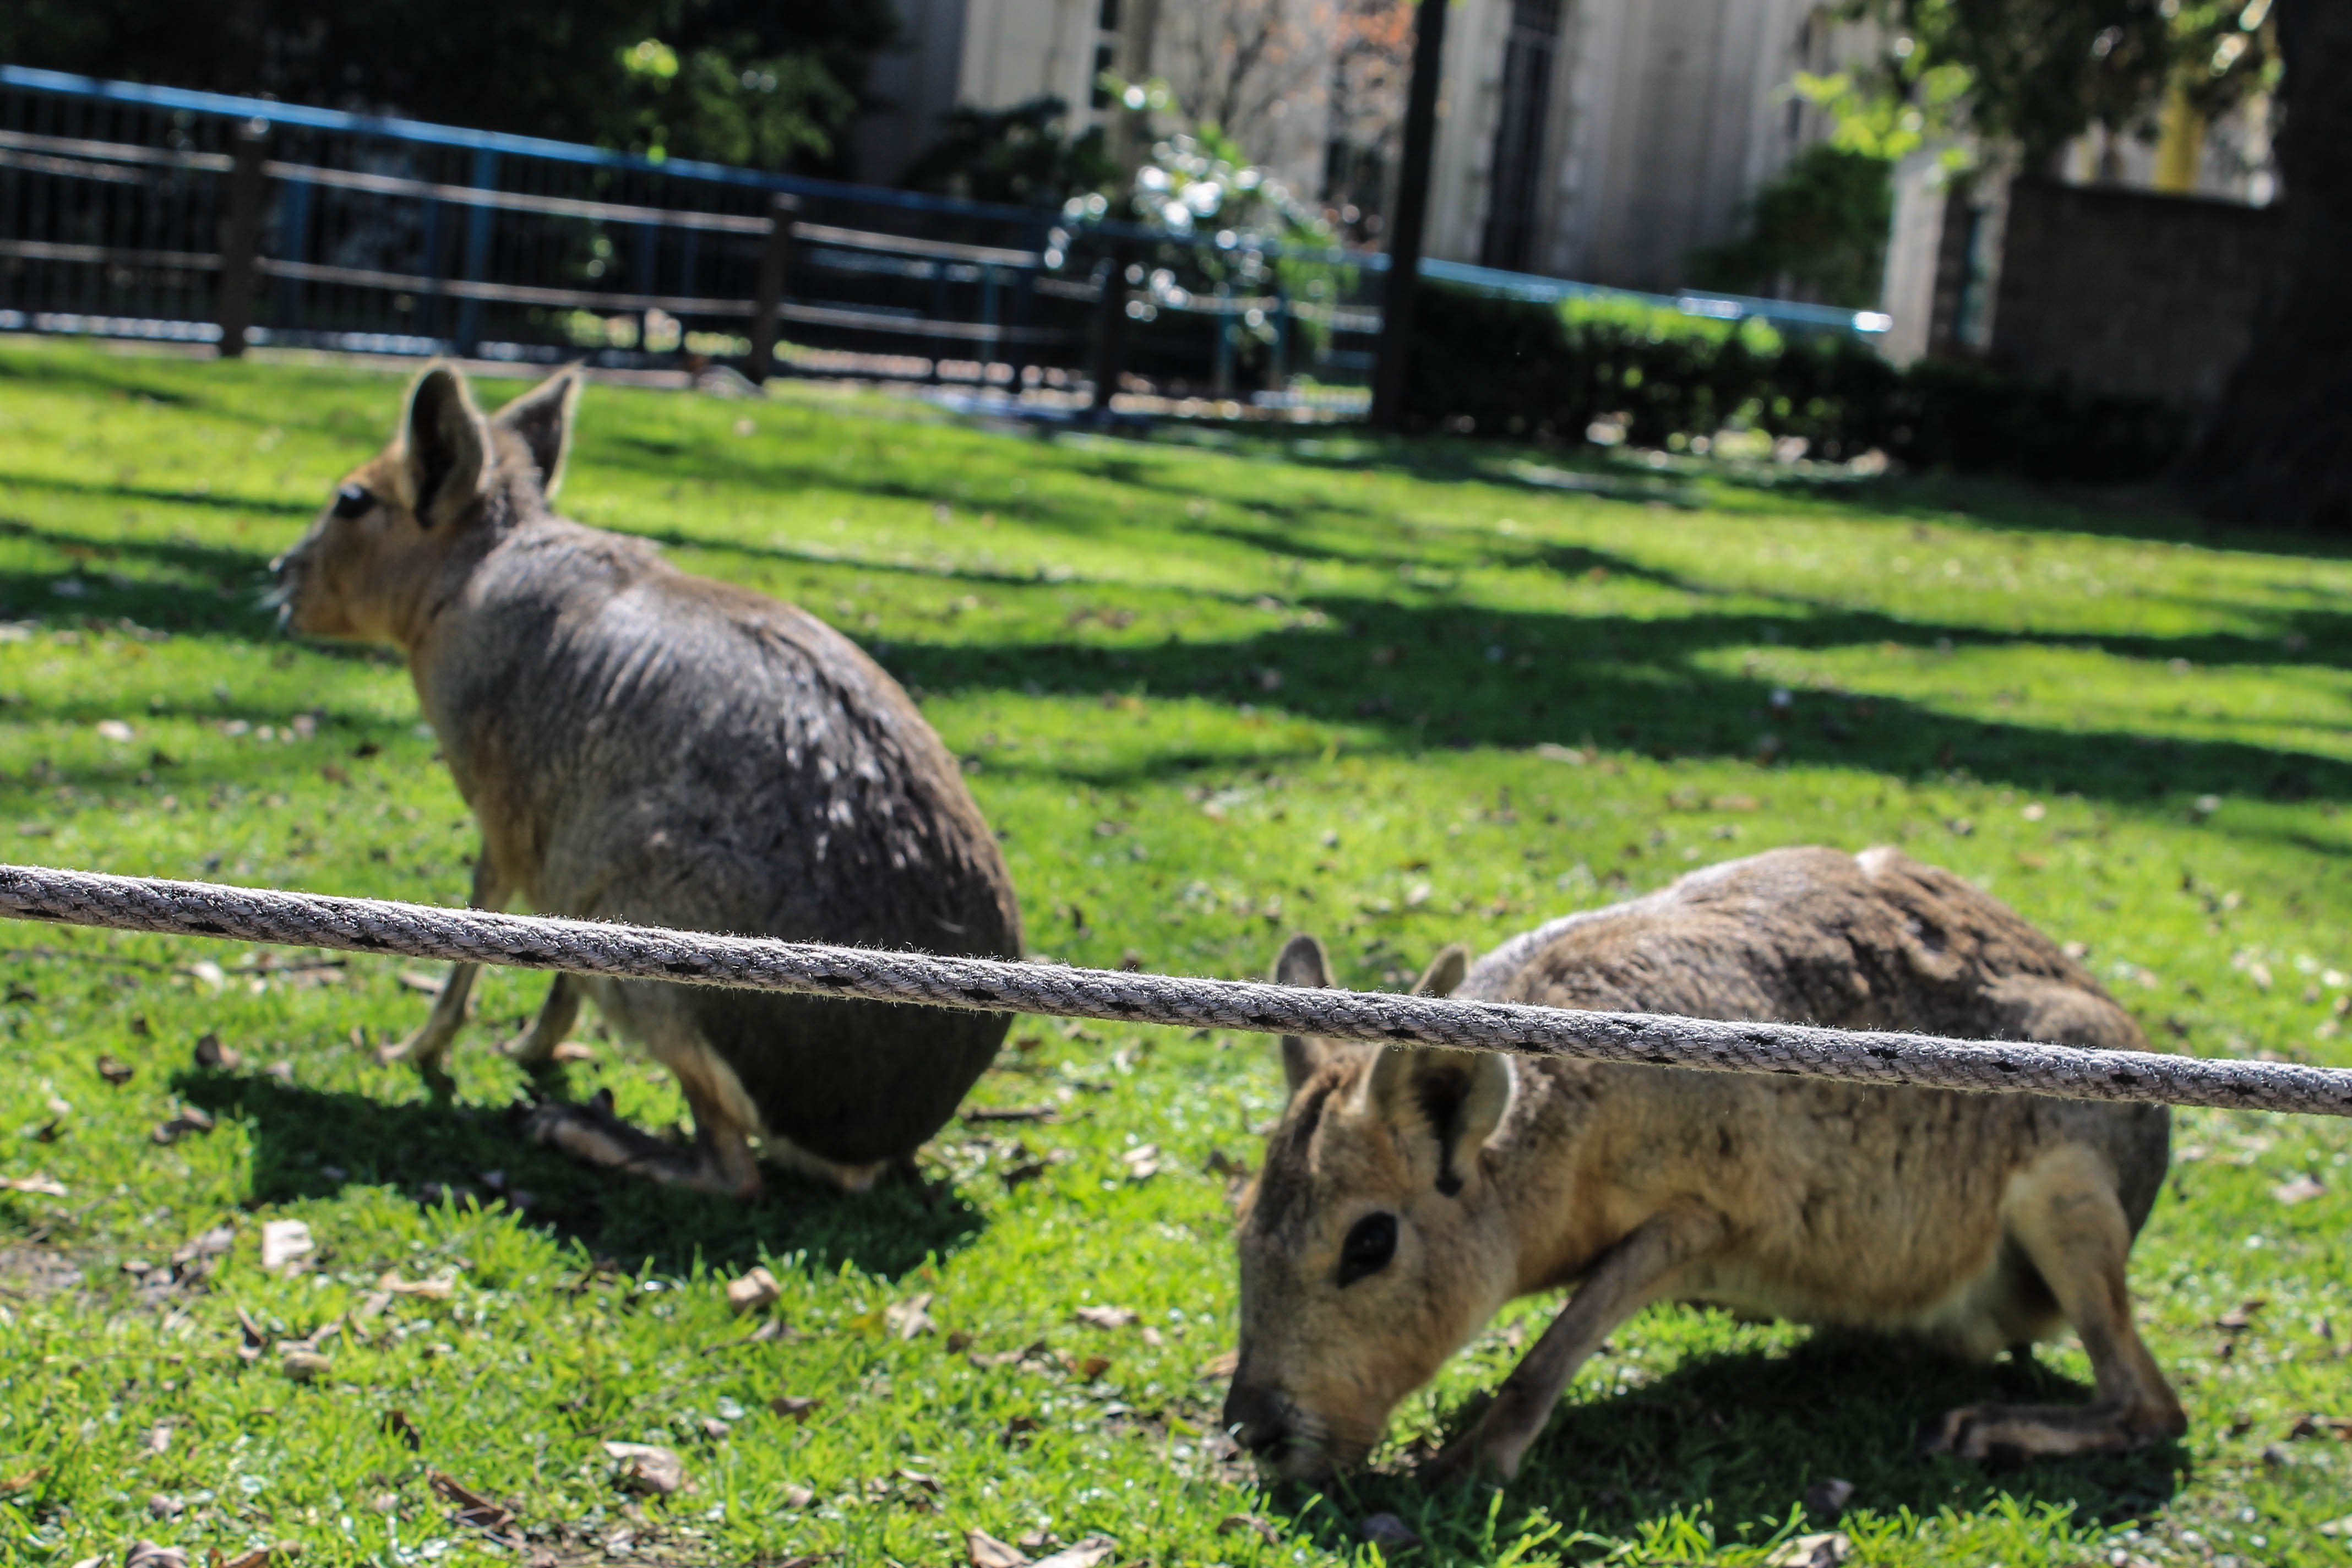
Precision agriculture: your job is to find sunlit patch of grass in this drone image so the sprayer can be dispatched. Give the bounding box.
[0,337,2348,1565]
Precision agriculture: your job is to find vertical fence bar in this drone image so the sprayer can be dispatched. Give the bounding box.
[747,193,798,384]
[272,167,313,335]
[1212,281,1234,400]
[214,119,268,358]
[1089,241,1134,420]
[452,148,498,357]
[1268,280,1289,394]
[1006,219,1043,397]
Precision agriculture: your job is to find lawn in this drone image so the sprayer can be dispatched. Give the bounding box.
[0,335,2349,1568]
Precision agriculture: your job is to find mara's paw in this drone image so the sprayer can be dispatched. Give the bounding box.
[1920,1401,2174,1463]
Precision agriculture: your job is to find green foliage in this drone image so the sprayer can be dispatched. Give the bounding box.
[4,340,2352,1565]
[0,0,891,172]
[1688,145,1897,309]
[1812,0,2282,166]
[1403,285,2186,480]
[900,96,1117,208]
[612,35,855,166]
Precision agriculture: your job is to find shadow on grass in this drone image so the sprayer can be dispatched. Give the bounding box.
[1278,1333,2184,1557]
[170,1065,984,1280]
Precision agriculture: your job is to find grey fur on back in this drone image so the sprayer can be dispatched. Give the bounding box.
[424,513,1022,1166]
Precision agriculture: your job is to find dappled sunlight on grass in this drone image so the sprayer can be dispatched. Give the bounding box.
[0,339,2349,1566]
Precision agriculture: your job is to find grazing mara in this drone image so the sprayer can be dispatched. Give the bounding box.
[270,363,1022,1195]
[1224,845,2182,1483]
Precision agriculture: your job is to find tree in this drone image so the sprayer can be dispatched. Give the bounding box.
[1810,0,2278,169]
[2183,0,2352,529]
[0,0,892,172]
[1687,144,1895,307]
[1321,0,1414,238]
[900,97,1117,208]
[1156,0,1332,161]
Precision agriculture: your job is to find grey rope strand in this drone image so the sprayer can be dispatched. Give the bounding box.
[0,861,2345,1119]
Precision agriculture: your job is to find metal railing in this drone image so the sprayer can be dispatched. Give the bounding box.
[0,64,1889,412]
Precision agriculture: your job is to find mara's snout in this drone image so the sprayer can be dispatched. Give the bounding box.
[1233,847,2183,1483]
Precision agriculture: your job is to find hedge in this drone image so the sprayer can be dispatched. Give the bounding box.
[1401,285,2187,483]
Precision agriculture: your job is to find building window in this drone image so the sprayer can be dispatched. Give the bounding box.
[1099,0,1119,31]
[1479,0,1564,273]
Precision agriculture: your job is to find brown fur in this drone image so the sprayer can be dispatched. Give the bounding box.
[1224,846,2182,1482]
[270,364,1022,1194]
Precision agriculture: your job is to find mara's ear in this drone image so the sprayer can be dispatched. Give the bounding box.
[492,366,583,498]
[402,363,490,528]
[1272,932,1333,1101]
[1412,942,1471,998]
[1363,1044,1515,1197]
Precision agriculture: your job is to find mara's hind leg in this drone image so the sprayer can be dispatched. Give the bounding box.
[520,1016,761,1198]
[1924,1145,2186,1461]
[501,972,582,1068]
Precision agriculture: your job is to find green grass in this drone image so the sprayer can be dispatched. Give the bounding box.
[1,336,2349,1568]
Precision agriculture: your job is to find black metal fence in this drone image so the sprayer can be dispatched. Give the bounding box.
[0,64,1888,414]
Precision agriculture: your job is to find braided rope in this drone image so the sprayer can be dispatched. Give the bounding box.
[0,861,2344,1118]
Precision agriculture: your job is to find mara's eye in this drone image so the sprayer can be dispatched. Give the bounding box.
[1337,1212,1397,1287]
[331,484,374,519]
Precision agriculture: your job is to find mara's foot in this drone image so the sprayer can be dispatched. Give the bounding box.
[518,1095,760,1198]
[1920,1399,2186,1462]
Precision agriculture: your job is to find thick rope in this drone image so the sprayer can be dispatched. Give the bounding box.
[0,861,2344,1119]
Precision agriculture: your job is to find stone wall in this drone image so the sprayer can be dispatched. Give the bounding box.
[1983,177,2282,412]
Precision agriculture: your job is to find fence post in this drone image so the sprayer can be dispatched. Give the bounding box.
[748,193,799,384]
[214,119,268,359]
[451,148,499,358]
[1088,241,1135,420]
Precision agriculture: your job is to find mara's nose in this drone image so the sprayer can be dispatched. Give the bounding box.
[1221,1382,1291,1457]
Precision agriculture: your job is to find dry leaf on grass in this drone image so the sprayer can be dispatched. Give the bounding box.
[260,1221,313,1271]
[193,1033,241,1071]
[1803,1477,1855,1516]
[1030,1538,1115,1568]
[123,1543,188,1568]
[966,1528,1028,1568]
[1075,1353,1112,1380]
[150,1107,214,1145]
[769,1395,823,1422]
[964,1105,1059,1124]
[280,1347,332,1381]
[382,1408,423,1450]
[549,1040,596,1062]
[1766,1532,1852,1568]
[1200,1348,1239,1380]
[602,1441,687,1495]
[1119,1144,1161,1179]
[0,1173,66,1196]
[2274,1173,2326,1205]
[2289,1413,2352,1441]
[1075,1305,1138,1330]
[216,1546,298,1568]
[394,970,442,995]
[727,1266,781,1315]
[429,1470,515,1529]
[96,1054,135,1086]
[1218,1513,1279,1544]
[2215,1298,2268,1331]
[781,1484,816,1510]
[376,1271,453,1299]
[885,1293,937,1340]
[1360,1513,1422,1549]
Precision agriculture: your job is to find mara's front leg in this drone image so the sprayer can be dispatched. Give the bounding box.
[1420,1202,1727,1485]
[375,852,507,1072]
[1923,1144,2186,1461]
